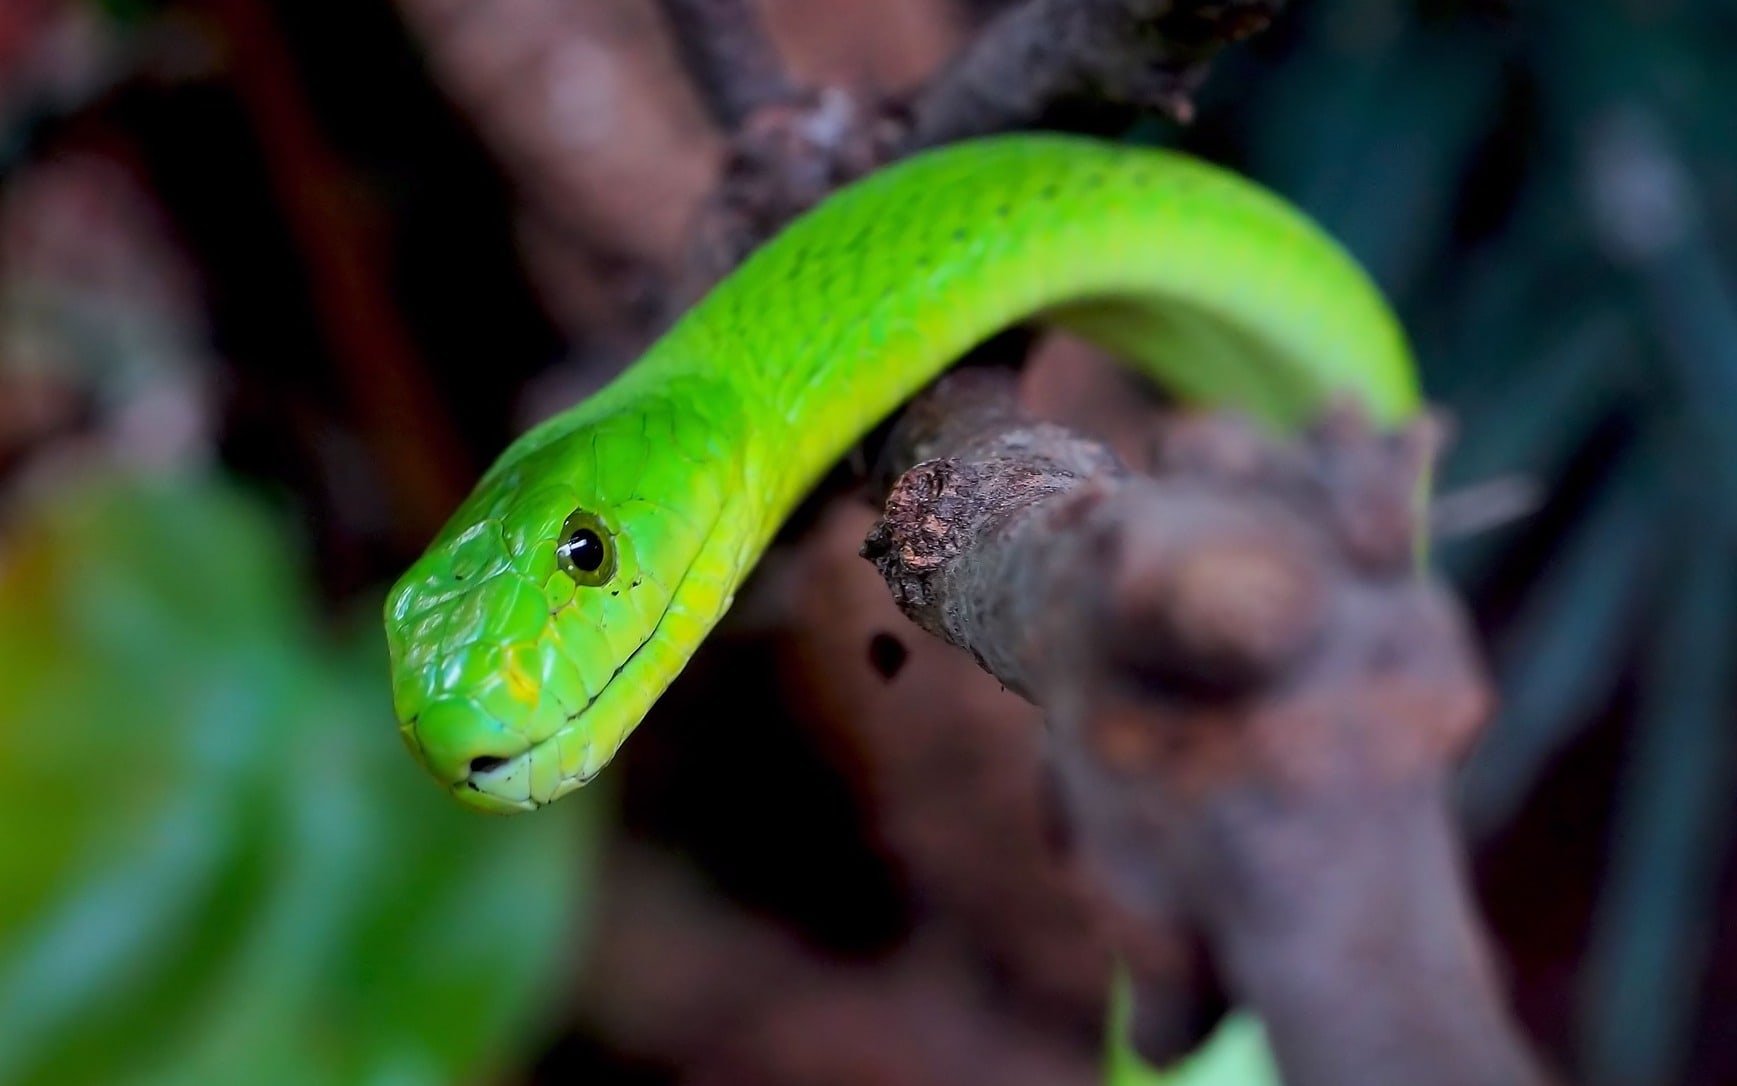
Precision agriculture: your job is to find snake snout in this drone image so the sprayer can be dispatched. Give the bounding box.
[455,745,549,814]
[407,696,532,787]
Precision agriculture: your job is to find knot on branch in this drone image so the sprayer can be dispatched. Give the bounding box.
[1149,404,1445,577]
[1105,527,1325,696]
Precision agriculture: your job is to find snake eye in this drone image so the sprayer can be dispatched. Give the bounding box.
[556,510,616,586]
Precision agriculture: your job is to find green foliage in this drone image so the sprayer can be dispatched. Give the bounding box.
[0,476,598,1086]
[1103,971,1278,1086]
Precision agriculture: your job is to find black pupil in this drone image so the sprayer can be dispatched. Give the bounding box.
[564,528,604,572]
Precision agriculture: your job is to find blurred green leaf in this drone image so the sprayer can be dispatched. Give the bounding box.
[0,476,597,1086]
[1456,443,1661,838]
[1236,10,1509,305]
[1577,494,1737,1086]
[1102,971,1278,1086]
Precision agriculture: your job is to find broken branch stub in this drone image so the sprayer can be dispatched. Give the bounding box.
[861,369,1456,713]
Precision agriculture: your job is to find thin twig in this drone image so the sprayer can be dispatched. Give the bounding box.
[200,0,472,545]
[652,0,797,131]
[906,0,1287,147]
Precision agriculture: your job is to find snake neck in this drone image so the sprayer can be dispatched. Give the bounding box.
[655,135,1417,536]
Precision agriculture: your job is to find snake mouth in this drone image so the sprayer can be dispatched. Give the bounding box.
[454,752,540,814]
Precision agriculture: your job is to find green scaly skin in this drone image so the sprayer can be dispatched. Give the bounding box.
[384,133,1421,815]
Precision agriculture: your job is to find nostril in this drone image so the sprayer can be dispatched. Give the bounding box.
[468,755,509,776]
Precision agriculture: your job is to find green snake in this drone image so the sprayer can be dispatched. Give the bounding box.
[384,133,1420,815]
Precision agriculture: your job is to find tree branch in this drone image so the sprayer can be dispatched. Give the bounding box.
[677,0,1285,282]
[862,370,1556,1085]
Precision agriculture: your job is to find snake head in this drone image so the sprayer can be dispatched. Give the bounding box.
[384,395,736,813]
